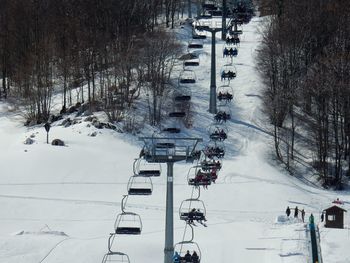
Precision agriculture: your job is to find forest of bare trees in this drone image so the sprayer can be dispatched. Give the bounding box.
[257,0,350,188]
[0,0,188,127]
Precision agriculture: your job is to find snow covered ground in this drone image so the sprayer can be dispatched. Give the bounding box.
[0,16,350,263]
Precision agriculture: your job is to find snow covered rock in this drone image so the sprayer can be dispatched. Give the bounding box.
[89,131,97,137]
[51,139,65,146]
[24,138,34,145]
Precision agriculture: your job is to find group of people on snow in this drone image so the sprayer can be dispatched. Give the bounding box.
[173,250,199,263]
[285,206,306,222]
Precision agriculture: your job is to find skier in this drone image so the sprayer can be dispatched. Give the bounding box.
[294,206,299,218]
[184,250,192,262]
[301,209,305,222]
[192,251,199,263]
[173,252,181,263]
[286,206,291,217]
[321,213,324,222]
[309,213,315,224]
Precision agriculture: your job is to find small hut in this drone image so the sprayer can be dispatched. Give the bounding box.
[323,205,347,229]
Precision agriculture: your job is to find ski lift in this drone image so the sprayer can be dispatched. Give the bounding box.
[201,159,222,172]
[220,64,237,81]
[114,211,142,235]
[127,175,153,195]
[101,234,131,263]
[174,241,202,263]
[179,53,200,67]
[102,252,130,263]
[225,34,240,45]
[188,39,203,49]
[208,124,228,141]
[192,24,207,39]
[222,46,238,58]
[187,165,212,187]
[214,111,231,123]
[114,196,142,235]
[203,140,225,159]
[217,84,234,103]
[179,198,207,225]
[179,70,196,84]
[214,104,231,123]
[133,158,161,177]
[173,89,191,102]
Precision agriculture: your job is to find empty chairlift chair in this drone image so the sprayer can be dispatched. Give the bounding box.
[127,175,153,195]
[134,158,161,177]
[179,53,200,67]
[179,70,197,84]
[187,166,212,187]
[114,212,142,235]
[188,39,203,49]
[200,159,222,172]
[102,251,130,263]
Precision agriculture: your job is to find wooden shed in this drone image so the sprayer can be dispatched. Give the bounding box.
[323,205,347,229]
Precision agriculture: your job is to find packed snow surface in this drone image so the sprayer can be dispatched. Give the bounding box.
[0,17,349,263]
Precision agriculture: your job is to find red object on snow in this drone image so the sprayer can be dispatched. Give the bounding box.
[332,199,344,205]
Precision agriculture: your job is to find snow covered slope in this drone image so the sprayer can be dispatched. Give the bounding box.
[0,16,349,263]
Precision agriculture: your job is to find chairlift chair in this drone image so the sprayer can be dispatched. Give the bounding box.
[214,111,231,123]
[222,46,238,58]
[127,175,153,195]
[134,158,161,177]
[179,199,207,224]
[114,212,142,235]
[101,252,130,263]
[217,84,234,103]
[187,166,212,187]
[188,40,204,49]
[208,124,228,141]
[201,159,222,172]
[174,86,192,102]
[174,241,202,263]
[203,140,225,159]
[226,34,240,45]
[179,70,196,84]
[192,26,207,39]
[220,64,237,81]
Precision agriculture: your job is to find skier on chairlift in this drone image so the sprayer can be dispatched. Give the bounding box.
[173,252,181,263]
[192,251,199,263]
[184,250,192,262]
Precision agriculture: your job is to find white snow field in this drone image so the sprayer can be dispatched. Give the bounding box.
[0,16,350,263]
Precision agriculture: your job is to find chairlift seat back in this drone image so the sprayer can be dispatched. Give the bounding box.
[128,188,152,195]
[115,227,141,235]
[138,170,160,177]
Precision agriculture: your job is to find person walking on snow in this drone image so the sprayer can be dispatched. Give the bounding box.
[294,206,299,218]
[286,206,291,217]
[301,209,305,222]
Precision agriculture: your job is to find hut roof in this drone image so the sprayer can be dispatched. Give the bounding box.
[323,205,347,212]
